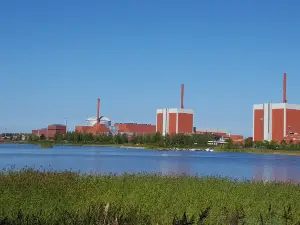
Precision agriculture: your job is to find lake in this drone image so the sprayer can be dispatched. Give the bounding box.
[1,144,300,182]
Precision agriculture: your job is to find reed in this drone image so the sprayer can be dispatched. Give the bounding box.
[1,169,300,224]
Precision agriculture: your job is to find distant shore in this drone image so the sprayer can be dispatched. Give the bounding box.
[2,141,300,156]
[214,147,300,156]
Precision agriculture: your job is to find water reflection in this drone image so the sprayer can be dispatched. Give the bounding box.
[159,152,190,175]
[254,166,300,183]
[1,144,300,182]
[253,156,300,183]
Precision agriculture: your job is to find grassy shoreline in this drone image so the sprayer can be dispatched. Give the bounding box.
[1,170,300,224]
[214,147,300,156]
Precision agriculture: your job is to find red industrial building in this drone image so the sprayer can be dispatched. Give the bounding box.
[156,84,194,135]
[32,124,66,139]
[114,123,156,135]
[253,73,300,142]
[156,108,194,135]
[196,128,228,137]
[196,129,244,143]
[75,98,111,134]
[75,98,156,135]
[75,123,110,135]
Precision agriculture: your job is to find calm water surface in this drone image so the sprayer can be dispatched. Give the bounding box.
[1,144,300,182]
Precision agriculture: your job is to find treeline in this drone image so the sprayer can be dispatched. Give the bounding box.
[28,132,214,148]
[228,138,300,150]
[27,131,300,150]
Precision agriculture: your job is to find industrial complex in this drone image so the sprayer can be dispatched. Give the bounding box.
[31,83,247,142]
[33,73,300,144]
[32,83,243,141]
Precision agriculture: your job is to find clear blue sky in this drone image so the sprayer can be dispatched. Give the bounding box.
[1,0,300,136]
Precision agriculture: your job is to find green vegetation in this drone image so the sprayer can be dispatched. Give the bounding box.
[28,132,213,149]
[26,131,300,155]
[220,138,300,155]
[227,138,300,151]
[39,141,53,148]
[215,147,300,156]
[1,170,300,224]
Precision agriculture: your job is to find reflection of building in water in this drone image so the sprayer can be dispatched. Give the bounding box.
[253,166,300,183]
[159,154,190,175]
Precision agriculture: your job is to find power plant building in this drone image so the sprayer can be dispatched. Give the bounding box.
[156,108,194,135]
[32,124,66,139]
[253,103,300,142]
[253,73,300,142]
[114,123,156,135]
[75,98,112,134]
[156,84,194,136]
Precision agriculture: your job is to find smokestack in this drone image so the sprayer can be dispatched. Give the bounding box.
[97,98,100,124]
[283,73,287,103]
[181,84,184,109]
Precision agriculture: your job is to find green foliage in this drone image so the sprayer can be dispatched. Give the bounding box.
[229,139,300,152]
[244,138,253,148]
[51,132,213,148]
[1,170,300,224]
[39,142,53,148]
[28,135,40,142]
[224,138,233,149]
[40,134,46,140]
[54,132,63,142]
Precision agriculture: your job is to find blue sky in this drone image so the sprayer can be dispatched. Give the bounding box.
[1,0,300,136]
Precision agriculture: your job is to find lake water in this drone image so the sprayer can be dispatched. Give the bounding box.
[1,144,300,182]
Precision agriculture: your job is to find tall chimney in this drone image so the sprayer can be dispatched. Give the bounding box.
[97,98,100,124]
[181,84,184,109]
[283,73,287,103]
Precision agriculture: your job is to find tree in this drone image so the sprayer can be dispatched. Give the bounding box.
[54,132,63,142]
[121,133,128,144]
[225,138,233,149]
[28,135,39,142]
[280,140,287,145]
[40,134,46,140]
[244,138,253,148]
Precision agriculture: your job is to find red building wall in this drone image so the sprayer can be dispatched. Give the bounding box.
[156,113,163,133]
[286,109,300,135]
[32,129,47,137]
[75,124,110,135]
[272,109,284,142]
[32,125,67,139]
[254,109,264,141]
[178,113,193,133]
[114,123,156,135]
[168,113,177,134]
[227,135,244,141]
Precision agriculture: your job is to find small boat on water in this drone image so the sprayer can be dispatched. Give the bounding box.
[205,148,214,152]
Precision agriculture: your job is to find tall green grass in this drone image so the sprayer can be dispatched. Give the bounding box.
[1,170,300,224]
